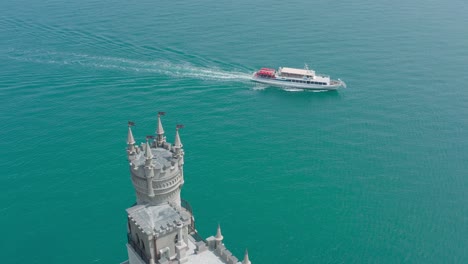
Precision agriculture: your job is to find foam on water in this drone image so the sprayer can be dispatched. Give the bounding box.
[5,49,252,82]
[283,88,304,92]
[251,84,267,90]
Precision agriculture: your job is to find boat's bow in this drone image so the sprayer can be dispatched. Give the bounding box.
[338,79,347,88]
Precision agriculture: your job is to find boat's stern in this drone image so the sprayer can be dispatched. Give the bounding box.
[253,68,276,79]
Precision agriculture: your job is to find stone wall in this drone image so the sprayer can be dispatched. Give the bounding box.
[206,237,240,264]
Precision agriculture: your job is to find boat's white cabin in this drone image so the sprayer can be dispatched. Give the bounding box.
[278,67,315,78]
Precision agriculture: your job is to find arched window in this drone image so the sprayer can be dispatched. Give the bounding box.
[174,234,179,244]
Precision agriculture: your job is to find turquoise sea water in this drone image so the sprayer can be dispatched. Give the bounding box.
[1,0,467,263]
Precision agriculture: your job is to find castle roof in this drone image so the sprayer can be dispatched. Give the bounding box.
[132,146,172,170]
[127,203,190,236]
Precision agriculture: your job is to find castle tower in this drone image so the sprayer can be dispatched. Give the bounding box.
[127,117,184,207]
[122,115,251,264]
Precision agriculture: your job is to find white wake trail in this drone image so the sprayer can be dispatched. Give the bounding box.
[7,49,252,82]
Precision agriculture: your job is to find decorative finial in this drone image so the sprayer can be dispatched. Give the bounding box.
[215,223,223,241]
[242,249,251,264]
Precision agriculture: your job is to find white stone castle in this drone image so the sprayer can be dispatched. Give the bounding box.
[122,113,251,264]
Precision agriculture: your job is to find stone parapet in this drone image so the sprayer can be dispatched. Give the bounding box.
[204,236,242,264]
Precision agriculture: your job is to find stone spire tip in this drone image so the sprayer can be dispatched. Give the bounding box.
[156,113,165,135]
[144,140,153,160]
[174,127,183,149]
[215,223,223,241]
[127,126,136,145]
[242,249,251,264]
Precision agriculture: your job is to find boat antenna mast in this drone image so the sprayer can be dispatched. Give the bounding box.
[305,63,315,76]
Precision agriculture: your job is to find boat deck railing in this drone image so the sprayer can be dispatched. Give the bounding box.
[315,73,330,78]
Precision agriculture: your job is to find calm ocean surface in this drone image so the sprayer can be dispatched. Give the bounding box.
[1,0,467,263]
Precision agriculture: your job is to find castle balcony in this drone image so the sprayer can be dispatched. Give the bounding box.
[181,199,205,243]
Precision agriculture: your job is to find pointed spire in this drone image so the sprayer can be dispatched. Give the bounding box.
[242,249,251,264]
[215,224,223,241]
[156,113,165,135]
[156,112,166,147]
[174,127,183,149]
[127,126,136,145]
[127,122,136,155]
[144,140,153,160]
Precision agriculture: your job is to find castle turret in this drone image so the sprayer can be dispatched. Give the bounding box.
[173,125,183,157]
[155,112,166,147]
[175,222,188,263]
[173,125,185,185]
[215,224,224,249]
[127,122,136,155]
[144,140,153,165]
[144,140,155,198]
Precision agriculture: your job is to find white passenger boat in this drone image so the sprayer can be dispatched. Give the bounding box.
[251,65,346,90]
